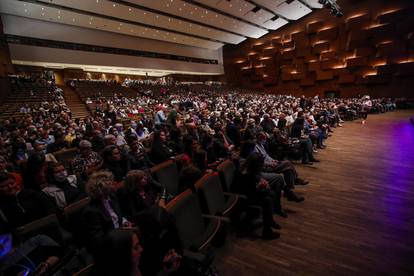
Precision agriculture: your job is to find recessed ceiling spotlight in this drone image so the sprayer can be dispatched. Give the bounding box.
[128,8,132,11]
[113,3,116,7]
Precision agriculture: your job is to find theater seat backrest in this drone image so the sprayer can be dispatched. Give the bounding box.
[151,160,179,196]
[217,160,236,192]
[166,190,205,249]
[195,173,226,216]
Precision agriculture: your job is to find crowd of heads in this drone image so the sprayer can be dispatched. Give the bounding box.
[0,78,398,275]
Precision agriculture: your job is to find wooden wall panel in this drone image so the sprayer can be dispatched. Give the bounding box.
[316,70,334,80]
[347,57,369,67]
[307,21,323,34]
[346,14,371,30]
[313,41,330,53]
[317,27,338,41]
[223,0,414,97]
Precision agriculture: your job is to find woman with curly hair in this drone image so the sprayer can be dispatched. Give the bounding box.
[81,171,132,256]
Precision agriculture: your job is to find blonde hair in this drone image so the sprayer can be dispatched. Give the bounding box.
[124,170,146,192]
[86,170,114,200]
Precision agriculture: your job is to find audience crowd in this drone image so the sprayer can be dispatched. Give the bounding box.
[0,78,398,276]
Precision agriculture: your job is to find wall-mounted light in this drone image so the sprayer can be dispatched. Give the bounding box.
[347,13,367,21]
[313,40,328,47]
[376,40,393,46]
[366,23,388,29]
[379,9,401,16]
[398,59,414,64]
[319,26,334,32]
[364,69,378,77]
[332,64,347,69]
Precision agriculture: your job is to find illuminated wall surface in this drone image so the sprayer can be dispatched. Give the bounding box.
[224,0,414,97]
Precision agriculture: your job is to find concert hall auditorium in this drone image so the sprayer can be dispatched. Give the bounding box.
[0,0,413,275]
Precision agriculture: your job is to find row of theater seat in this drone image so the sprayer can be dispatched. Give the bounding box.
[11,158,252,275]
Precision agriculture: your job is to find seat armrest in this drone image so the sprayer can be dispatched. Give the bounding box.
[202,214,230,223]
[223,192,247,200]
[183,249,208,263]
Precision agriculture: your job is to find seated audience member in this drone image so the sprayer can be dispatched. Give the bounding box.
[149,130,176,164]
[90,129,106,153]
[71,140,103,180]
[260,114,276,134]
[117,170,161,222]
[92,229,181,276]
[32,141,58,163]
[126,136,154,170]
[23,152,47,191]
[154,105,167,128]
[274,117,318,164]
[0,218,63,276]
[305,116,326,149]
[254,132,307,202]
[0,172,56,228]
[178,164,202,193]
[46,133,68,154]
[81,171,132,256]
[119,171,180,276]
[42,162,84,210]
[237,153,282,240]
[135,121,150,140]
[102,145,131,182]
